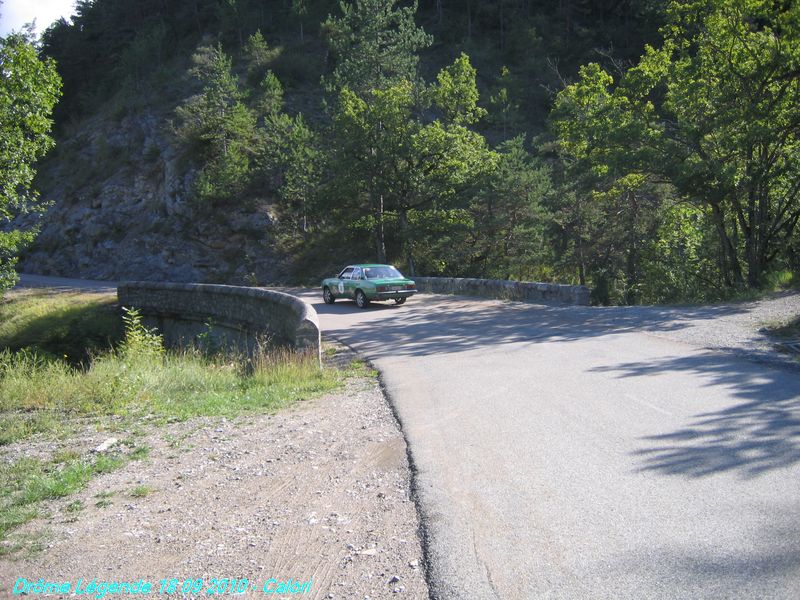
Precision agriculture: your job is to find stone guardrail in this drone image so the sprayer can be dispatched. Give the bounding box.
[117,282,321,362]
[413,276,590,306]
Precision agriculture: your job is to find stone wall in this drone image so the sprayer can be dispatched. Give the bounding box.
[117,282,321,362]
[413,277,590,306]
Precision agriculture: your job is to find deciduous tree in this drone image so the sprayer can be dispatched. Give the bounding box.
[553,0,800,290]
[327,54,493,271]
[0,31,61,292]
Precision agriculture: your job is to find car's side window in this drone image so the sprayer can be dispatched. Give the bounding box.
[339,267,354,280]
[352,267,362,280]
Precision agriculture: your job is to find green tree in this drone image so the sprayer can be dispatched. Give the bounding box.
[327,54,493,271]
[278,115,323,240]
[175,44,258,205]
[487,66,523,140]
[431,53,486,125]
[323,0,432,94]
[255,71,284,117]
[471,136,552,279]
[0,31,61,292]
[244,30,279,86]
[553,0,800,291]
[639,202,722,303]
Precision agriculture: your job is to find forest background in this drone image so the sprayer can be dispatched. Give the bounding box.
[3,0,799,305]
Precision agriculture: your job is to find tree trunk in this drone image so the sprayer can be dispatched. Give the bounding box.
[399,208,415,275]
[624,191,640,305]
[743,149,762,288]
[193,0,202,35]
[375,194,386,263]
[710,202,743,288]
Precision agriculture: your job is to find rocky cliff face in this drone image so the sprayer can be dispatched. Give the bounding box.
[20,109,284,284]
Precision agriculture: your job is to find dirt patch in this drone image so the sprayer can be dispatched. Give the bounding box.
[0,375,429,599]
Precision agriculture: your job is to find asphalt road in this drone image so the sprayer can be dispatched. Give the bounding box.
[16,273,118,293]
[298,290,800,600]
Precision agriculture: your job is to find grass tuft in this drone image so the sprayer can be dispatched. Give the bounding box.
[0,452,127,541]
[0,296,339,443]
[129,485,154,498]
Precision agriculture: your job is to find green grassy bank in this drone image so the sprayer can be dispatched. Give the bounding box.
[0,288,340,555]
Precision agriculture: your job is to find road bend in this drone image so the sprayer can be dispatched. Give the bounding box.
[300,291,800,600]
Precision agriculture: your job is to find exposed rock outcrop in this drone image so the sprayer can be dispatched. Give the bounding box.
[20,109,284,284]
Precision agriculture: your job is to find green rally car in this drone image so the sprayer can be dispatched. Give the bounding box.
[322,264,417,308]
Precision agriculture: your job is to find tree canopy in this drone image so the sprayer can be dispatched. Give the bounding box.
[0,31,61,292]
[323,0,432,94]
[552,0,800,291]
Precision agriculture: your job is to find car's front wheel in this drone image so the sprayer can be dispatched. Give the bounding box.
[394,297,407,305]
[323,286,335,304]
[355,289,369,309]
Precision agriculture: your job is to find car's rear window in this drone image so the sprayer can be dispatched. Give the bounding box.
[364,266,403,279]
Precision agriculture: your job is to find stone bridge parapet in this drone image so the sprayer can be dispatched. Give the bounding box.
[413,277,590,305]
[117,282,321,362]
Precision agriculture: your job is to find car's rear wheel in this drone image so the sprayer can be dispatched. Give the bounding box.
[355,289,369,308]
[323,286,335,304]
[394,297,407,305]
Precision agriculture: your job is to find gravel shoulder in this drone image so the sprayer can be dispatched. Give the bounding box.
[0,370,429,599]
[636,290,800,369]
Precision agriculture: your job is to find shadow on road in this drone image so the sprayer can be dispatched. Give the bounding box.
[593,353,800,478]
[309,294,753,357]
[306,290,800,479]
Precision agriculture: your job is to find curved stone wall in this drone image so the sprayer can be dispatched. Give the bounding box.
[117,282,321,361]
[413,276,590,305]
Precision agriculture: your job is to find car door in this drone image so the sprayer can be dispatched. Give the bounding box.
[336,267,354,297]
[346,267,363,298]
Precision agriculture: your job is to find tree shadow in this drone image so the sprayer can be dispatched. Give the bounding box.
[304,292,756,358]
[592,353,800,478]
[1,290,123,365]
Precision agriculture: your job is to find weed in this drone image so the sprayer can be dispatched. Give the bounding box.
[0,300,339,440]
[0,453,126,545]
[94,454,125,474]
[344,359,378,378]
[94,491,115,508]
[130,446,150,460]
[0,411,61,446]
[129,485,154,498]
[0,531,49,558]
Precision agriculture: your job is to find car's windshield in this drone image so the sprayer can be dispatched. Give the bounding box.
[363,266,403,279]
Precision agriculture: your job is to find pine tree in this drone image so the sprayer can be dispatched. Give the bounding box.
[323,0,432,94]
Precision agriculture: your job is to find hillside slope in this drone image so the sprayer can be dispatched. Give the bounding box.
[22,108,280,283]
[20,0,661,284]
